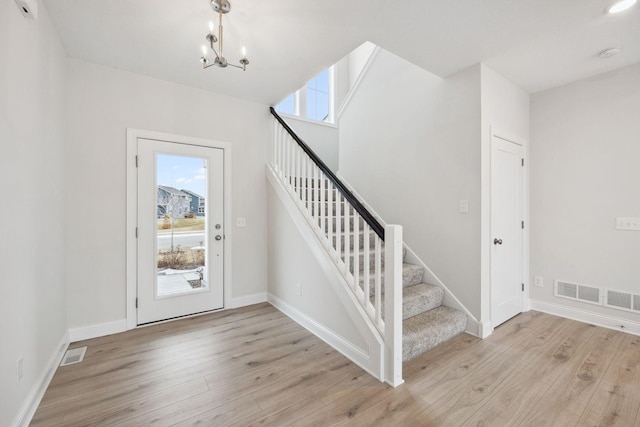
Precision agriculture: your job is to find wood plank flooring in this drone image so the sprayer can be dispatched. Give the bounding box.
[31,303,640,426]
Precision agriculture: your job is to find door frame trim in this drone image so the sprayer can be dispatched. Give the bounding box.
[480,126,530,337]
[126,128,233,330]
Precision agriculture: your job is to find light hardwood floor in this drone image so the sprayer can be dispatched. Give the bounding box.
[31,303,640,426]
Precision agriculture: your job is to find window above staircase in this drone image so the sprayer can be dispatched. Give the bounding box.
[276,66,335,125]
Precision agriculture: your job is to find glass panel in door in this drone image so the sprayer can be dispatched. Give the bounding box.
[156,154,208,297]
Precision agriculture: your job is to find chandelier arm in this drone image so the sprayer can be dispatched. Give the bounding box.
[218,11,224,57]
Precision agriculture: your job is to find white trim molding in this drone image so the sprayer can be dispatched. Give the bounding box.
[530,299,640,337]
[68,319,128,342]
[126,128,233,330]
[13,332,69,427]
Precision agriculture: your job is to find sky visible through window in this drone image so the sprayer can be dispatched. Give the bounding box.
[275,67,331,122]
[157,154,206,197]
[306,69,329,121]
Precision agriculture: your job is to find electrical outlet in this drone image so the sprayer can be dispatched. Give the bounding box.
[534,276,544,287]
[236,217,247,228]
[17,358,23,383]
[296,283,301,296]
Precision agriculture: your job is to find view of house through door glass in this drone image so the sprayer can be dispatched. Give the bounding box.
[137,139,224,324]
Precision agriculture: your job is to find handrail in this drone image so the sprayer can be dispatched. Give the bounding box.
[270,107,385,240]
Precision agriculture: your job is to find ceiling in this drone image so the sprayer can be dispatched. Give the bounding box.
[43,0,640,106]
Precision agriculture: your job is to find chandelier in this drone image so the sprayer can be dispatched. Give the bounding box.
[200,0,249,71]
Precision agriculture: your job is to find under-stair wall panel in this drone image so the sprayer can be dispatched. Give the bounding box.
[267,178,385,380]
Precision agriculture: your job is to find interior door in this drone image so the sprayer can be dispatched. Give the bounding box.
[137,138,224,324]
[490,135,524,327]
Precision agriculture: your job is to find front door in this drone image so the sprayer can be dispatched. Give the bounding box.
[490,134,524,327]
[137,138,224,324]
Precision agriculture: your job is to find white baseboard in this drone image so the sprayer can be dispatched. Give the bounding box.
[229,292,267,309]
[68,319,127,342]
[13,332,69,427]
[530,299,640,337]
[267,293,379,379]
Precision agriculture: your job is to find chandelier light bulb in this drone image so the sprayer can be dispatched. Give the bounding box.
[607,0,637,13]
[242,46,247,57]
[209,21,214,33]
[201,45,207,57]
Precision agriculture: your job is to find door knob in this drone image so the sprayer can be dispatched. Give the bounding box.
[215,235,222,241]
[493,238,503,245]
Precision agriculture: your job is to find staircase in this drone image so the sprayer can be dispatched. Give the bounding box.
[270,106,468,383]
[328,202,468,361]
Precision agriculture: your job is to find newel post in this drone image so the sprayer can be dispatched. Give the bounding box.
[384,224,404,387]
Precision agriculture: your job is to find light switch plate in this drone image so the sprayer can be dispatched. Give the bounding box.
[459,200,469,214]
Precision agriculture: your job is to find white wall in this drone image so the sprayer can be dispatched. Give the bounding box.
[285,117,339,171]
[65,59,270,330]
[0,1,68,425]
[530,63,640,322]
[338,48,482,318]
[480,64,530,331]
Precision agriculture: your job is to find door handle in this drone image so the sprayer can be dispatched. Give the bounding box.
[215,235,222,241]
[494,238,503,245]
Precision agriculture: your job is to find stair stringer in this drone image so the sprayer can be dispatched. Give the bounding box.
[336,172,480,337]
[266,165,386,382]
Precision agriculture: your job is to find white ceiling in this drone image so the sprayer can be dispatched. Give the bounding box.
[43,0,640,105]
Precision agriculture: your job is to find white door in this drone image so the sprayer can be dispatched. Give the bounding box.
[137,138,224,324]
[490,135,524,327]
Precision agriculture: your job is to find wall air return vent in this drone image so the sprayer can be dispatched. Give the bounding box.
[604,289,640,313]
[554,280,602,306]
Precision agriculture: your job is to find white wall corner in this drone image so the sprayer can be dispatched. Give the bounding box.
[530,299,640,337]
[478,320,493,339]
[68,319,127,343]
[336,46,381,119]
[230,292,268,309]
[13,331,69,427]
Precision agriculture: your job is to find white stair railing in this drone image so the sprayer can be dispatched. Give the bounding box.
[270,108,403,385]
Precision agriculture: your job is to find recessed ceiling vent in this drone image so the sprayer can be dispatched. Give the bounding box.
[554,281,602,305]
[60,347,87,367]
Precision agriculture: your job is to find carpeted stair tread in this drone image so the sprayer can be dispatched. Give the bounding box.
[402,284,444,320]
[402,306,467,362]
[359,263,424,291]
